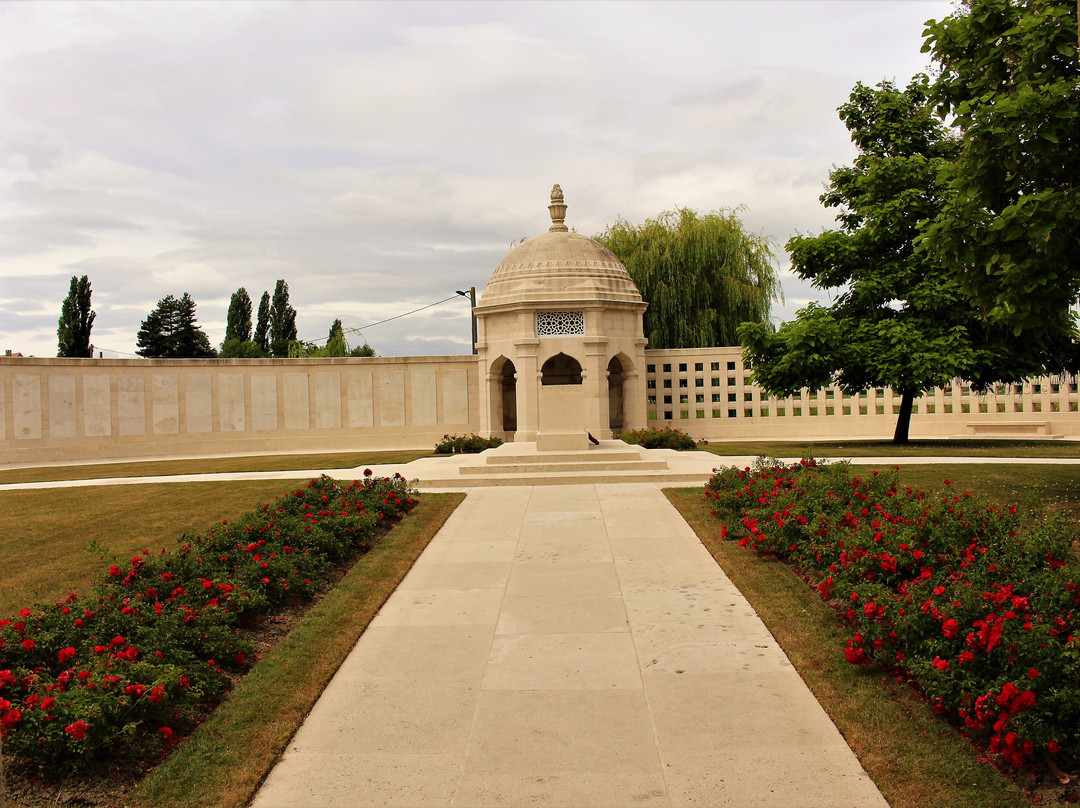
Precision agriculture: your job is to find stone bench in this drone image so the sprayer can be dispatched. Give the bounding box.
[965,420,1062,439]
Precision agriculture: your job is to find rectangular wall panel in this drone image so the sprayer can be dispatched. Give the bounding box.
[315,372,341,429]
[442,369,470,424]
[152,374,179,434]
[284,373,309,430]
[185,375,213,433]
[0,375,6,440]
[48,375,77,438]
[118,375,145,436]
[219,374,245,432]
[251,374,278,431]
[379,370,405,427]
[411,370,437,426]
[13,375,41,439]
[83,375,112,437]
[347,373,374,427]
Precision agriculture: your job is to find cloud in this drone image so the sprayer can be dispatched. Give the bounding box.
[0,0,953,358]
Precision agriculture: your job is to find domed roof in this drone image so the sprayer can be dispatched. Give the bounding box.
[478,186,644,308]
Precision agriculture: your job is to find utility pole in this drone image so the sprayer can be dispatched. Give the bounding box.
[456,287,477,355]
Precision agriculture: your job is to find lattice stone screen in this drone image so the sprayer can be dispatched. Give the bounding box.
[642,346,1080,440]
[535,310,585,337]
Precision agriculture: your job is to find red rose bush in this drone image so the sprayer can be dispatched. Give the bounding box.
[706,458,1079,776]
[0,473,416,776]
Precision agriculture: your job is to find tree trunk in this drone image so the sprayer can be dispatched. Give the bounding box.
[892,389,916,445]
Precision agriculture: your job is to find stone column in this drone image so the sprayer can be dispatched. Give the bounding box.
[515,338,539,442]
[623,337,649,431]
[583,338,608,438]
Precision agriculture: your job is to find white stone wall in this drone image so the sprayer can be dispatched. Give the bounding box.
[643,347,1080,441]
[0,356,480,464]
[4,348,1079,465]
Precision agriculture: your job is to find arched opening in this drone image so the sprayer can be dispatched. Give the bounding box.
[540,352,583,385]
[608,355,625,432]
[494,357,517,433]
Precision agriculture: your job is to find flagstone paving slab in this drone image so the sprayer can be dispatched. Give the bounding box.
[451,770,671,807]
[504,560,620,596]
[495,594,628,634]
[252,483,890,808]
[333,625,495,682]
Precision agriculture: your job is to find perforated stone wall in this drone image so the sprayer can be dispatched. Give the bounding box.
[535,310,585,337]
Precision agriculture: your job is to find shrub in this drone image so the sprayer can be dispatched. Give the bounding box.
[0,473,417,776]
[619,426,705,451]
[434,434,503,454]
[705,458,1080,777]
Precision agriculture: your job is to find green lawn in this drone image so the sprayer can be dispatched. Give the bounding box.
[701,438,1080,458]
[4,457,1073,806]
[0,449,432,485]
[1,477,463,808]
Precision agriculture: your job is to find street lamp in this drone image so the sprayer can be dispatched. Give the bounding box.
[455,287,477,355]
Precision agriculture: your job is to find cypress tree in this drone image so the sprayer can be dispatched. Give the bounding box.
[254,291,271,354]
[269,279,298,357]
[225,288,253,343]
[57,275,96,357]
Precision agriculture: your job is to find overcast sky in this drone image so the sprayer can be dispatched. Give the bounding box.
[0,0,954,359]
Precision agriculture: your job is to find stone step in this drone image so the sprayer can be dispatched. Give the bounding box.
[482,449,644,465]
[459,459,669,475]
[419,469,712,489]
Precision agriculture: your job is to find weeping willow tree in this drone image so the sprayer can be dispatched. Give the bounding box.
[594,207,781,348]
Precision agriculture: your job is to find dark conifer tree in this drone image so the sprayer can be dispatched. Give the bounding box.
[269,279,298,357]
[57,275,96,357]
[255,291,271,354]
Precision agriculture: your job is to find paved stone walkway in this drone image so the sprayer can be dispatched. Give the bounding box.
[251,483,888,808]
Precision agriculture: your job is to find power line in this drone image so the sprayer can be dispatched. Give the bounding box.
[301,294,464,345]
[95,294,467,354]
[355,294,462,330]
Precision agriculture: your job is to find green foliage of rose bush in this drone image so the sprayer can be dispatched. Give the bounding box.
[619,426,706,451]
[706,458,1080,775]
[0,473,417,776]
[434,434,503,454]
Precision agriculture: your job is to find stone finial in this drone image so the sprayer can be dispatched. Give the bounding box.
[548,184,568,232]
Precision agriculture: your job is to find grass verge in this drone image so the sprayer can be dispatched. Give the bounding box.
[0,481,320,617]
[0,450,432,485]
[123,492,463,808]
[700,439,1080,458]
[667,486,1032,808]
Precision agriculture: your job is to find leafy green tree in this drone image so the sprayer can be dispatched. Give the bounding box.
[740,77,1053,444]
[269,279,298,357]
[920,0,1080,347]
[57,275,96,357]
[288,319,376,358]
[135,293,217,358]
[220,287,263,358]
[220,338,266,358]
[254,291,271,354]
[595,207,781,348]
[225,288,253,343]
[325,318,348,356]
